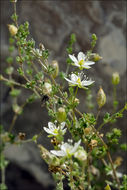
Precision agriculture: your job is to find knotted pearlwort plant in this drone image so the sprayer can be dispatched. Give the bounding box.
[0,1,127,190]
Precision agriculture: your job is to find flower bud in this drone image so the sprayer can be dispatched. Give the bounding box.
[112,72,120,85]
[84,127,91,135]
[97,87,106,108]
[57,107,66,123]
[8,24,18,36]
[74,98,80,105]
[39,43,45,51]
[10,0,17,2]
[43,82,52,95]
[104,184,111,190]
[90,53,102,62]
[89,139,98,148]
[74,149,87,161]
[38,144,60,166]
[0,74,4,80]
[51,60,59,78]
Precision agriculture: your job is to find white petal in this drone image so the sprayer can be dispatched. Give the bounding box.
[82,65,91,69]
[60,122,66,129]
[71,140,81,153]
[69,54,78,63]
[82,80,94,86]
[48,122,56,130]
[78,52,86,61]
[50,150,66,157]
[43,127,52,134]
[62,128,67,134]
[71,74,78,82]
[85,61,95,66]
[64,77,77,85]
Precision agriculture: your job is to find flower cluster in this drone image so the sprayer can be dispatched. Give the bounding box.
[64,52,95,89]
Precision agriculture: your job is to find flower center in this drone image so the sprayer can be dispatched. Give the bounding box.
[53,129,58,134]
[78,59,84,66]
[77,78,81,85]
[66,148,71,156]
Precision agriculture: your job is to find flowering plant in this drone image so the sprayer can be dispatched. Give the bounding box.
[0,1,127,190]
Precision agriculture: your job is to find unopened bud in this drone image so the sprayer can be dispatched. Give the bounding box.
[97,87,106,108]
[43,82,52,95]
[74,98,80,105]
[39,43,45,51]
[38,144,60,166]
[104,184,111,190]
[10,0,17,2]
[90,53,102,62]
[74,149,87,161]
[0,74,4,80]
[89,139,98,149]
[51,60,59,78]
[84,127,91,135]
[112,72,120,85]
[18,132,26,140]
[114,156,123,167]
[8,24,18,36]
[57,107,66,122]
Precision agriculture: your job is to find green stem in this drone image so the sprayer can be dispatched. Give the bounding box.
[1,166,5,185]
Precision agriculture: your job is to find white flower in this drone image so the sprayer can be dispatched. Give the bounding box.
[69,52,95,70]
[64,72,94,89]
[43,122,66,136]
[50,140,81,157]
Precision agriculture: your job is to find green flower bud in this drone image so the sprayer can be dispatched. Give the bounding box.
[104,184,111,190]
[51,60,59,78]
[112,72,120,85]
[12,104,23,115]
[57,107,66,122]
[38,145,60,166]
[0,74,4,80]
[90,53,103,62]
[97,87,106,108]
[8,24,18,36]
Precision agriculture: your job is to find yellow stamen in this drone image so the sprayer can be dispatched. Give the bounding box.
[77,78,81,85]
[53,129,58,134]
[78,59,84,66]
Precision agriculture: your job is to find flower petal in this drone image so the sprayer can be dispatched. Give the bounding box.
[71,74,78,82]
[71,139,81,153]
[64,77,77,85]
[85,61,95,66]
[60,122,66,129]
[43,127,52,134]
[82,80,94,86]
[50,150,66,157]
[48,122,56,130]
[82,65,91,69]
[69,54,78,63]
[78,52,86,61]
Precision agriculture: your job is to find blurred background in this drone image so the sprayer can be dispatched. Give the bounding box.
[0,0,126,190]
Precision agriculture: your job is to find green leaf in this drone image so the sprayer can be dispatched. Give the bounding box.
[10,89,21,97]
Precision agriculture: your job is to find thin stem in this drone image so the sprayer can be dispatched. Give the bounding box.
[87,147,91,190]
[8,113,18,133]
[113,85,117,113]
[96,108,101,122]
[1,166,5,185]
[91,126,120,190]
